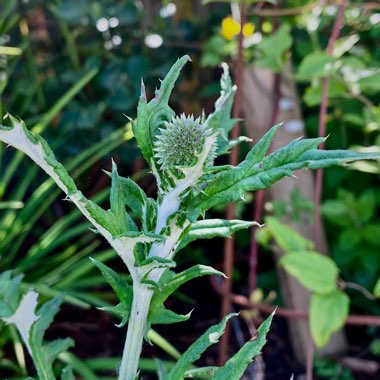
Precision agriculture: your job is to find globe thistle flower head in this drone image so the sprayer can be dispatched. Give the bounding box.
[154,114,213,170]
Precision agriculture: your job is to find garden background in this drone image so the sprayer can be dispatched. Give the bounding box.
[0,0,380,379]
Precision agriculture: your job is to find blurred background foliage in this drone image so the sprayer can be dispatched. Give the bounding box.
[0,0,379,378]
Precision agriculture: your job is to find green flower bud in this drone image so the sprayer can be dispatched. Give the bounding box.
[154,114,215,170]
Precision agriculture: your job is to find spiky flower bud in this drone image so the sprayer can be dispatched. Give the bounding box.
[154,114,214,170]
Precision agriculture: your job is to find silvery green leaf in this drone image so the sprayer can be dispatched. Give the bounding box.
[91,258,133,323]
[211,62,237,156]
[1,278,74,380]
[0,115,77,194]
[177,219,260,253]
[167,313,236,380]
[0,116,116,243]
[211,311,274,379]
[188,126,380,220]
[149,306,192,325]
[30,295,74,379]
[134,55,190,168]
[117,175,157,230]
[110,160,129,233]
[150,265,225,319]
[184,366,218,378]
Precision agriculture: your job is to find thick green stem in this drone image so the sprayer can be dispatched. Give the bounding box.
[118,285,153,380]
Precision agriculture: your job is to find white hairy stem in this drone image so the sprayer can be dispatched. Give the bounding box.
[119,134,217,379]
[118,284,153,380]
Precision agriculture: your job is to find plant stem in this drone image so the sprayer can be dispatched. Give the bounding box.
[118,285,153,380]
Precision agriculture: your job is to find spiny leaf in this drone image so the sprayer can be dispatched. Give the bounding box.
[211,311,274,379]
[209,63,237,156]
[109,160,129,233]
[187,128,380,219]
[0,115,77,194]
[90,258,133,316]
[150,265,225,318]
[134,55,190,167]
[242,123,282,166]
[30,295,74,379]
[91,259,133,326]
[167,313,236,380]
[79,194,120,236]
[118,175,157,230]
[177,219,259,253]
[137,256,176,268]
[31,294,67,346]
[149,306,192,325]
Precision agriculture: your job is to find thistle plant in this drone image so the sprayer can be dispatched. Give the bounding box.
[0,55,379,380]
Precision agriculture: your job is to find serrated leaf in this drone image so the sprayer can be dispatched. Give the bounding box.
[177,219,259,252]
[134,55,190,168]
[150,265,225,322]
[118,175,156,230]
[0,274,72,377]
[109,160,129,233]
[243,123,281,165]
[138,256,176,268]
[26,295,74,379]
[310,291,349,347]
[80,194,120,236]
[211,63,237,156]
[31,294,71,346]
[187,127,380,219]
[184,366,218,378]
[265,217,314,253]
[0,115,77,194]
[150,306,192,325]
[280,251,339,294]
[211,311,274,379]
[91,258,133,321]
[167,313,236,380]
